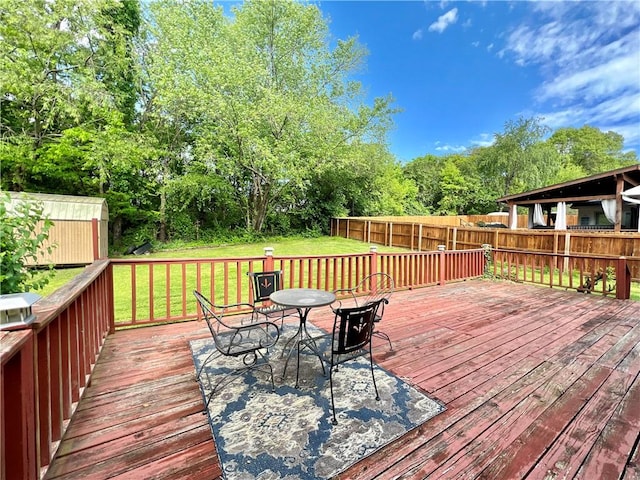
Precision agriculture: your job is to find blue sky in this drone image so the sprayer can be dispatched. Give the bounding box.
[316,1,640,162]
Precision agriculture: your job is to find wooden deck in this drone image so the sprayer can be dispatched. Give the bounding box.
[44,280,640,480]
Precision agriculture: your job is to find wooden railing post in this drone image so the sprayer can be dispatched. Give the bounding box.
[616,256,631,300]
[369,245,378,277]
[107,262,116,335]
[264,247,275,272]
[438,245,446,285]
[2,331,38,480]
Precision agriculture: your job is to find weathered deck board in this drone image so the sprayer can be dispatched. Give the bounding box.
[44,280,640,480]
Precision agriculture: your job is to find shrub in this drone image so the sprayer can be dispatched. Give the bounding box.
[0,192,56,293]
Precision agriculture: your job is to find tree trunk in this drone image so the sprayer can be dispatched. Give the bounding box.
[112,216,122,245]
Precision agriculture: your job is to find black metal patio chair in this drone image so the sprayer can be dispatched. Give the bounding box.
[248,270,298,325]
[193,290,280,410]
[333,272,394,350]
[325,299,384,424]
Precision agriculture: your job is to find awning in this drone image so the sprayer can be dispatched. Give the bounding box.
[622,185,640,205]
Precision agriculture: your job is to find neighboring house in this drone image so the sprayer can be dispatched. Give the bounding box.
[4,192,109,266]
[496,165,640,232]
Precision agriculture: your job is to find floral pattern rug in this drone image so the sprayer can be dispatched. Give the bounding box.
[189,322,445,479]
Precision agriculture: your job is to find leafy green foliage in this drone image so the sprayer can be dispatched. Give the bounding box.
[0,193,56,293]
[146,0,399,233]
[1,0,638,248]
[548,126,638,175]
[403,116,638,215]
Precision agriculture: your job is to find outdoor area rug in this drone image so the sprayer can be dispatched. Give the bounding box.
[189,322,445,480]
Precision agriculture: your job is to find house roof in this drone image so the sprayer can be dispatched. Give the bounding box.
[496,164,640,206]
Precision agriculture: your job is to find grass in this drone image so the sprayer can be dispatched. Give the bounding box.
[39,236,408,298]
[38,236,638,325]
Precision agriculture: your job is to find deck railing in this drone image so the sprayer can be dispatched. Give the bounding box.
[0,248,485,479]
[0,260,113,480]
[10,246,632,478]
[490,248,631,299]
[110,247,487,328]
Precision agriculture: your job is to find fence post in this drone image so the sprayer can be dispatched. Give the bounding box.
[438,244,446,285]
[264,247,275,272]
[369,245,378,277]
[616,256,631,300]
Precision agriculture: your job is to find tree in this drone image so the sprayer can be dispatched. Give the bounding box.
[146,0,397,233]
[548,125,638,175]
[476,116,551,197]
[0,193,56,293]
[0,0,142,191]
[403,154,446,212]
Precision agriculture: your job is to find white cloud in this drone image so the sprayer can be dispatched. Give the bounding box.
[429,8,458,33]
[486,43,494,52]
[501,2,640,148]
[471,41,480,48]
[435,143,467,152]
[469,133,494,148]
[413,29,423,41]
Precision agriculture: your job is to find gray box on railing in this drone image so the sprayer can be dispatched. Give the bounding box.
[0,292,41,330]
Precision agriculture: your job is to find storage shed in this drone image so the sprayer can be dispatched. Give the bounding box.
[4,192,108,266]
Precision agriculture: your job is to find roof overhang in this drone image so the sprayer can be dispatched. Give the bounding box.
[496,164,640,206]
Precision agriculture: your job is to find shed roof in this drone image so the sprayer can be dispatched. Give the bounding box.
[496,164,640,205]
[5,192,108,221]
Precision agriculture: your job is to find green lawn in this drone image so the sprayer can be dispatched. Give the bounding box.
[39,236,408,298]
[39,237,638,320]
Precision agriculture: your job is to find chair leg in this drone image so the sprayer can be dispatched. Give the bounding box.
[329,364,338,425]
[373,330,393,351]
[196,348,220,381]
[198,351,275,412]
[369,352,380,402]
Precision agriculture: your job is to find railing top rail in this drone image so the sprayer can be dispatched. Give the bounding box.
[32,258,110,330]
[492,247,627,261]
[109,249,484,266]
[109,256,265,264]
[0,329,32,365]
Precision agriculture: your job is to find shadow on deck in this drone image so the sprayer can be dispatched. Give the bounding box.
[44,280,640,479]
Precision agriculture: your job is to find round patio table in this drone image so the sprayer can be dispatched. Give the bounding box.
[270,288,336,387]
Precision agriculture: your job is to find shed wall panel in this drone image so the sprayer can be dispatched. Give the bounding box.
[26,221,102,266]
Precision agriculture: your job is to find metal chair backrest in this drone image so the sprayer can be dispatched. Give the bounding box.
[357,273,394,308]
[331,300,382,357]
[193,290,233,353]
[192,290,280,410]
[248,270,284,304]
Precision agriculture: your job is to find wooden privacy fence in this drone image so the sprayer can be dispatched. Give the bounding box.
[0,260,113,480]
[110,247,487,328]
[331,218,640,280]
[341,214,579,228]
